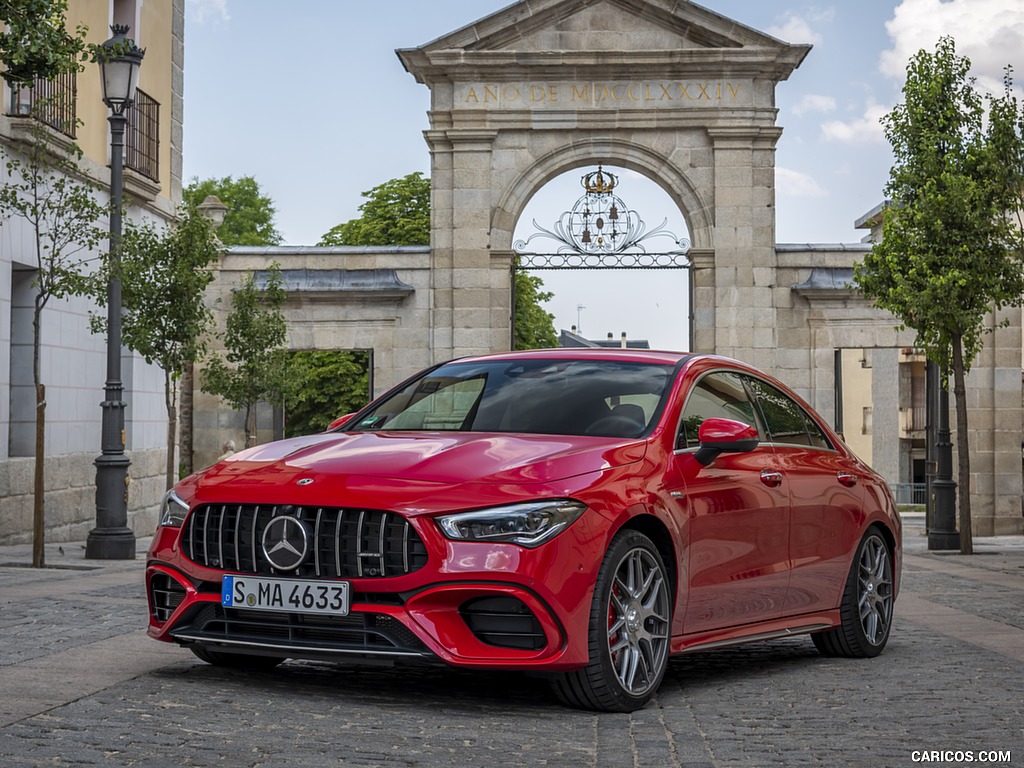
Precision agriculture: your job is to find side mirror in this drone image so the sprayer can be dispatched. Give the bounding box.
[326,413,355,431]
[694,417,759,466]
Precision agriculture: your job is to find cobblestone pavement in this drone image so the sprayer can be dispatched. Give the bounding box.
[1,518,1022,767]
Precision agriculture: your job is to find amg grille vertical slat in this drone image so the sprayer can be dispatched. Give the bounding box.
[251,505,259,572]
[188,508,199,561]
[403,520,410,573]
[356,510,366,577]
[378,515,387,577]
[314,507,322,577]
[217,505,225,568]
[335,510,343,576]
[233,504,241,570]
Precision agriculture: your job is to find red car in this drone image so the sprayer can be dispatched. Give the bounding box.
[146,349,900,712]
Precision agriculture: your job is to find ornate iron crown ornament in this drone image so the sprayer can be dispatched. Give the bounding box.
[514,165,691,269]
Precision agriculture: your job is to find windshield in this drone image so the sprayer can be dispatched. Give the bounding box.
[348,359,674,438]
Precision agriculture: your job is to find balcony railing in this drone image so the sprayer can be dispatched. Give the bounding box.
[125,89,159,182]
[6,70,78,138]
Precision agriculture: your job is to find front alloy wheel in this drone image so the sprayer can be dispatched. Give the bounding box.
[551,529,671,712]
[813,527,894,657]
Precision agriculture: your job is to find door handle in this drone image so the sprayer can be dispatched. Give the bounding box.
[760,469,783,487]
[837,472,858,488]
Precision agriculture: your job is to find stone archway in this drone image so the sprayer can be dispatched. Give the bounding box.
[398,0,809,367]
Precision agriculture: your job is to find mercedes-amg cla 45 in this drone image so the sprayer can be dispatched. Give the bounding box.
[147,349,900,712]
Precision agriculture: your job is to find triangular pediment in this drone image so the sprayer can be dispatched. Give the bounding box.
[399,0,809,84]
[414,0,790,54]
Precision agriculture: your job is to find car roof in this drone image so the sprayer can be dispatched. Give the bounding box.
[449,348,693,366]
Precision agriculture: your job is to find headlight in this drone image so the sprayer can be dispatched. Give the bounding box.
[159,489,189,528]
[436,500,586,548]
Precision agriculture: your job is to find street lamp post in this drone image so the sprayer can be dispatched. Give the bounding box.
[86,25,145,560]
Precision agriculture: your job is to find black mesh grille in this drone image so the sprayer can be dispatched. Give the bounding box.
[150,573,187,623]
[180,504,428,579]
[459,596,546,650]
[173,604,430,656]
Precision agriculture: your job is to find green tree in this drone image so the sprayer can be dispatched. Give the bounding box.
[92,204,220,490]
[319,172,430,246]
[202,264,289,448]
[0,117,105,568]
[183,176,282,246]
[284,350,370,437]
[0,0,87,88]
[514,270,558,349]
[853,38,1024,554]
[321,172,557,348]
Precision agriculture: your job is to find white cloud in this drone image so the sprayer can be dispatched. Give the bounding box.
[821,102,888,144]
[776,167,827,198]
[793,94,838,116]
[882,0,1024,93]
[186,0,230,24]
[766,13,823,45]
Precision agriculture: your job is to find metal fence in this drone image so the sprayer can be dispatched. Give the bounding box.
[891,483,927,505]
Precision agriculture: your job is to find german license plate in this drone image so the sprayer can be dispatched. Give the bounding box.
[222,575,350,616]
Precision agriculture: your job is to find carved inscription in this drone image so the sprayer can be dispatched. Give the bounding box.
[459,81,747,108]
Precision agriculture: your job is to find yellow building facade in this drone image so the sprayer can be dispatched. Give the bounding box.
[0,0,185,544]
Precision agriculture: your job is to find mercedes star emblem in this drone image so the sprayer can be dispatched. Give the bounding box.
[261,515,310,571]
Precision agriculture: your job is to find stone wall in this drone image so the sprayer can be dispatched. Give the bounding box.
[0,447,166,546]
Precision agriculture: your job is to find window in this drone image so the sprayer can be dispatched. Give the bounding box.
[352,359,672,437]
[677,371,758,450]
[745,377,832,449]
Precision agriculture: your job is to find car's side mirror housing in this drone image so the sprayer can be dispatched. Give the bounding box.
[326,413,356,431]
[694,417,759,466]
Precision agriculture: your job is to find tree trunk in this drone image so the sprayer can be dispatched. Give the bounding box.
[244,404,254,448]
[951,335,974,554]
[165,369,177,491]
[32,298,45,568]
[179,363,194,476]
[33,383,45,568]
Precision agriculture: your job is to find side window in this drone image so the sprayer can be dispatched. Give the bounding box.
[676,371,758,450]
[745,377,832,449]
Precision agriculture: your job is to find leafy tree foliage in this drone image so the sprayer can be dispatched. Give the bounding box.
[202,265,289,448]
[184,176,282,246]
[0,115,104,567]
[92,204,220,489]
[853,38,1024,553]
[284,350,370,437]
[514,271,557,349]
[0,0,87,87]
[319,172,430,246]
[320,172,557,348]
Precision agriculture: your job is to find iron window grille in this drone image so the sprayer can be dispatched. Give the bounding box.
[125,88,159,181]
[7,70,78,138]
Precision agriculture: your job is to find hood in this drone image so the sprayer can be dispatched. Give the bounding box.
[197,430,646,489]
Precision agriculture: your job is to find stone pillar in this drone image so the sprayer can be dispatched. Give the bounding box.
[707,127,781,368]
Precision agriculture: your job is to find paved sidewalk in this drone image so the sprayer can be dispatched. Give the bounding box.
[1,518,1022,766]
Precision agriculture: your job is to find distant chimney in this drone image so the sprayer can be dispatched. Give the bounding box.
[607,332,613,340]
[621,332,627,349]
[571,325,577,333]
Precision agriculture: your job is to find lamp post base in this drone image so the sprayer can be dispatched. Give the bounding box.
[85,526,136,559]
[928,477,959,551]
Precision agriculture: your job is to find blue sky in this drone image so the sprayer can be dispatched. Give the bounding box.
[182,0,1024,349]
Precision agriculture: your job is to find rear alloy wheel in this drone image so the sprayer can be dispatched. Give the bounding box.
[189,645,284,671]
[552,529,671,712]
[813,527,894,658]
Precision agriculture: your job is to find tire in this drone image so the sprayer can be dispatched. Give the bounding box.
[551,529,672,712]
[812,527,894,658]
[189,645,284,671]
